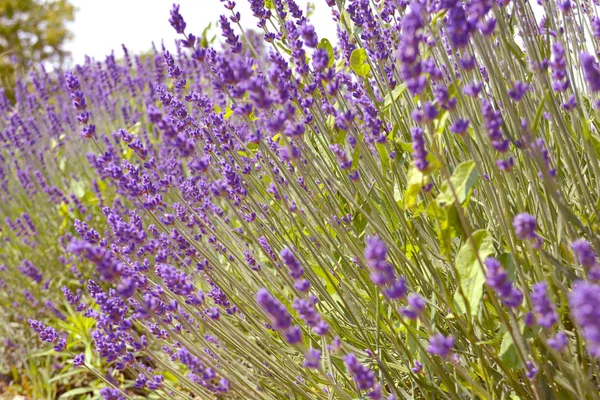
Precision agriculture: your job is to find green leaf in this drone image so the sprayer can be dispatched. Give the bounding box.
[375,143,389,176]
[403,166,426,209]
[453,230,494,315]
[499,332,519,369]
[383,83,406,109]
[59,387,94,398]
[396,141,413,153]
[426,202,463,259]
[350,49,371,77]
[49,368,86,383]
[313,264,340,295]
[499,253,517,281]
[531,95,547,133]
[224,104,234,119]
[436,160,478,206]
[317,38,335,68]
[70,180,86,199]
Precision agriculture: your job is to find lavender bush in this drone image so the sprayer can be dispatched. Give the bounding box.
[2,0,600,398]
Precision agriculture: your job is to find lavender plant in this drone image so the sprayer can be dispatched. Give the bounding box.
[3,0,600,399]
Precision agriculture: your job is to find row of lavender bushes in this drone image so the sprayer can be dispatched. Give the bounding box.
[3,0,600,398]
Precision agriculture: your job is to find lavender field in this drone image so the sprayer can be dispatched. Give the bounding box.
[1,0,600,398]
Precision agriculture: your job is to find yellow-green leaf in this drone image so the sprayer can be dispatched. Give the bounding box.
[453,230,494,315]
[350,49,371,77]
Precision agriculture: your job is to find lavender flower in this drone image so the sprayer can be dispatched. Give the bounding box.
[364,236,407,299]
[411,127,429,171]
[73,353,85,367]
[512,213,538,240]
[402,293,426,319]
[427,334,454,357]
[531,282,558,329]
[256,289,292,330]
[344,353,375,391]
[485,257,523,308]
[581,53,600,92]
[303,348,321,369]
[280,248,304,279]
[569,281,600,357]
[571,239,598,269]
[169,4,186,34]
[548,332,568,351]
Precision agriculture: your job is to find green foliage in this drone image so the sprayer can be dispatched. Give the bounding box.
[349,48,370,77]
[453,230,494,316]
[0,0,74,101]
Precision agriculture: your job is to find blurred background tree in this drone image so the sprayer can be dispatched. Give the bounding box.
[0,0,75,102]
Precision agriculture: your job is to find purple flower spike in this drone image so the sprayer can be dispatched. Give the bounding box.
[569,281,600,357]
[344,353,376,391]
[303,348,321,369]
[256,289,292,330]
[73,353,85,367]
[411,127,429,171]
[99,387,125,400]
[427,333,454,357]
[571,239,598,269]
[402,293,426,319]
[485,257,523,308]
[548,332,568,351]
[281,248,304,279]
[169,4,186,34]
[531,282,558,329]
[411,360,423,373]
[512,213,537,241]
[582,53,600,92]
[450,119,470,135]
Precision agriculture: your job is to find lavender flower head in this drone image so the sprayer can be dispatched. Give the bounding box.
[343,353,375,391]
[531,282,558,329]
[569,281,600,357]
[303,348,321,369]
[513,213,540,247]
[427,334,454,357]
[571,239,598,269]
[581,53,600,92]
[169,4,187,34]
[411,127,429,171]
[485,257,523,308]
[364,236,407,299]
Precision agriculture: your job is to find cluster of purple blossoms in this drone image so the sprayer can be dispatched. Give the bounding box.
[256,288,301,344]
[280,248,311,292]
[531,282,558,329]
[18,259,43,283]
[401,293,426,319]
[303,348,321,369]
[411,127,429,171]
[481,99,509,153]
[581,53,600,93]
[513,213,541,248]
[571,239,600,279]
[293,295,329,336]
[343,353,376,391]
[569,281,600,357]
[485,257,523,308]
[427,334,454,358]
[364,236,407,300]
[64,72,95,138]
[28,319,65,351]
[550,43,570,92]
[398,2,427,95]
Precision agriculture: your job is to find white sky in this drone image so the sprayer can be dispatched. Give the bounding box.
[65,0,337,65]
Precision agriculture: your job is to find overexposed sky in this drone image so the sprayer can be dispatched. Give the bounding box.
[65,0,337,65]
